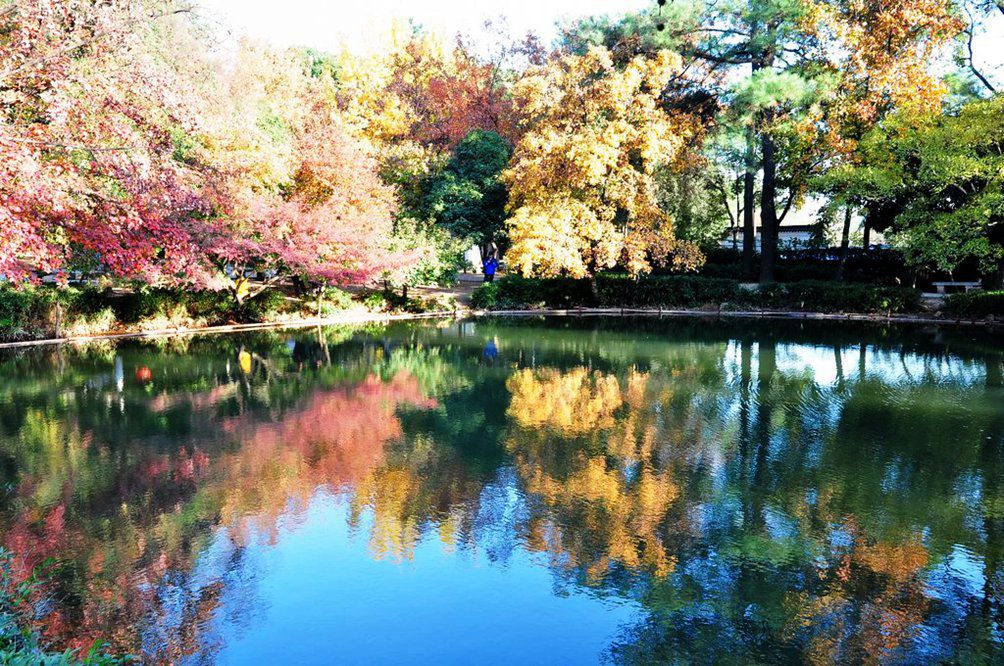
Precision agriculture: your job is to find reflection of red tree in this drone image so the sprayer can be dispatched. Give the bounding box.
[1,371,435,661]
[213,373,437,539]
[148,382,239,413]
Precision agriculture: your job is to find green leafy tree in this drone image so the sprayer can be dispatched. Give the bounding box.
[837,96,1004,285]
[655,162,735,252]
[422,129,512,257]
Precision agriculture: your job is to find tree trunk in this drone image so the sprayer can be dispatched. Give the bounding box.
[834,344,845,390]
[758,113,778,284]
[738,337,753,481]
[756,25,779,285]
[993,257,1004,290]
[836,204,852,281]
[742,126,757,280]
[862,218,872,249]
[54,301,62,338]
[752,337,776,486]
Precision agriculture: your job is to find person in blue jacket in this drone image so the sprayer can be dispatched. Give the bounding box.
[483,255,499,283]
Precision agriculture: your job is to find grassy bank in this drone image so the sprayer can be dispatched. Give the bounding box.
[0,285,459,343]
[472,274,924,315]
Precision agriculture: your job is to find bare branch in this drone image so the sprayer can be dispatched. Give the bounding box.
[964,9,997,93]
[1,134,133,152]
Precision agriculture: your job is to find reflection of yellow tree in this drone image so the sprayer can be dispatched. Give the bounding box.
[507,368,622,434]
[506,368,679,583]
[348,433,486,562]
[351,467,423,561]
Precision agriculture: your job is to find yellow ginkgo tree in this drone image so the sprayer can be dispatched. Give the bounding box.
[504,46,704,278]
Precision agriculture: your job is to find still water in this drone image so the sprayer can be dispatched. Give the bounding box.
[1,317,1003,664]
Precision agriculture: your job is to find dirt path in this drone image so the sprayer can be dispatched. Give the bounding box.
[411,273,485,306]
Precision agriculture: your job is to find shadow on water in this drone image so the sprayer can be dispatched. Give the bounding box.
[0,316,1002,663]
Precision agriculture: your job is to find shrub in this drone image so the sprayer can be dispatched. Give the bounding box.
[0,548,128,665]
[470,281,500,309]
[359,290,390,312]
[472,274,740,310]
[114,288,292,325]
[0,287,50,340]
[316,287,356,316]
[594,274,741,307]
[745,281,922,314]
[0,285,112,341]
[63,307,118,337]
[470,276,596,309]
[112,288,175,324]
[694,247,916,285]
[942,291,1004,318]
[239,289,289,322]
[471,274,921,314]
[373,287,457,314]
[0,285,309,341]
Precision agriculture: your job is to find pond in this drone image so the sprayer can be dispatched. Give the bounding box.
[1,316,1003,664]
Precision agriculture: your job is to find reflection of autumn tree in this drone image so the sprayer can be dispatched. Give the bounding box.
[506,368,684,583]
[201,372,436,537]
[777,516,933,664]
[348,444,491,562]
[507,367,622,434]
[347,380,509,562]
[609,337,1004,664]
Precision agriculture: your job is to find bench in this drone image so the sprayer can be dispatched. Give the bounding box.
[931,281,981,295]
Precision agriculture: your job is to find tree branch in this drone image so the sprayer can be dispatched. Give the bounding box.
[777,190,796,224]
[0,5,195,85]
[681,45,754,66]
[1,134,133,152]
[964,16,997,93]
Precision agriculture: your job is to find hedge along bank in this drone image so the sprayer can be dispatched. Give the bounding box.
[471,274,924,314]
[942,291,1004,318]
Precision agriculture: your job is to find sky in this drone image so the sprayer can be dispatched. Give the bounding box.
[196,0,651,53]
[196,0,1002,88]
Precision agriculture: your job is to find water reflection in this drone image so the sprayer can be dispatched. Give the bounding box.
[0,318,1002,663]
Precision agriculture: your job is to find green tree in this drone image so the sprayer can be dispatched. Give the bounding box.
[422,129,512,257]
[655,162,736,252]
[837,96,1004,285]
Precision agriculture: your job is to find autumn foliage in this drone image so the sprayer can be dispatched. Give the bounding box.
[0,0,996,288]
[0,0,215,283]
[0,1,409,290]
[505,47,703,277]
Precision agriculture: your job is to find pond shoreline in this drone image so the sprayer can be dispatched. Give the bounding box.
[0,305,999,350]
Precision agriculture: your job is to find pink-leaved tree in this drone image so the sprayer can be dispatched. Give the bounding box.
[0,0,220,285]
